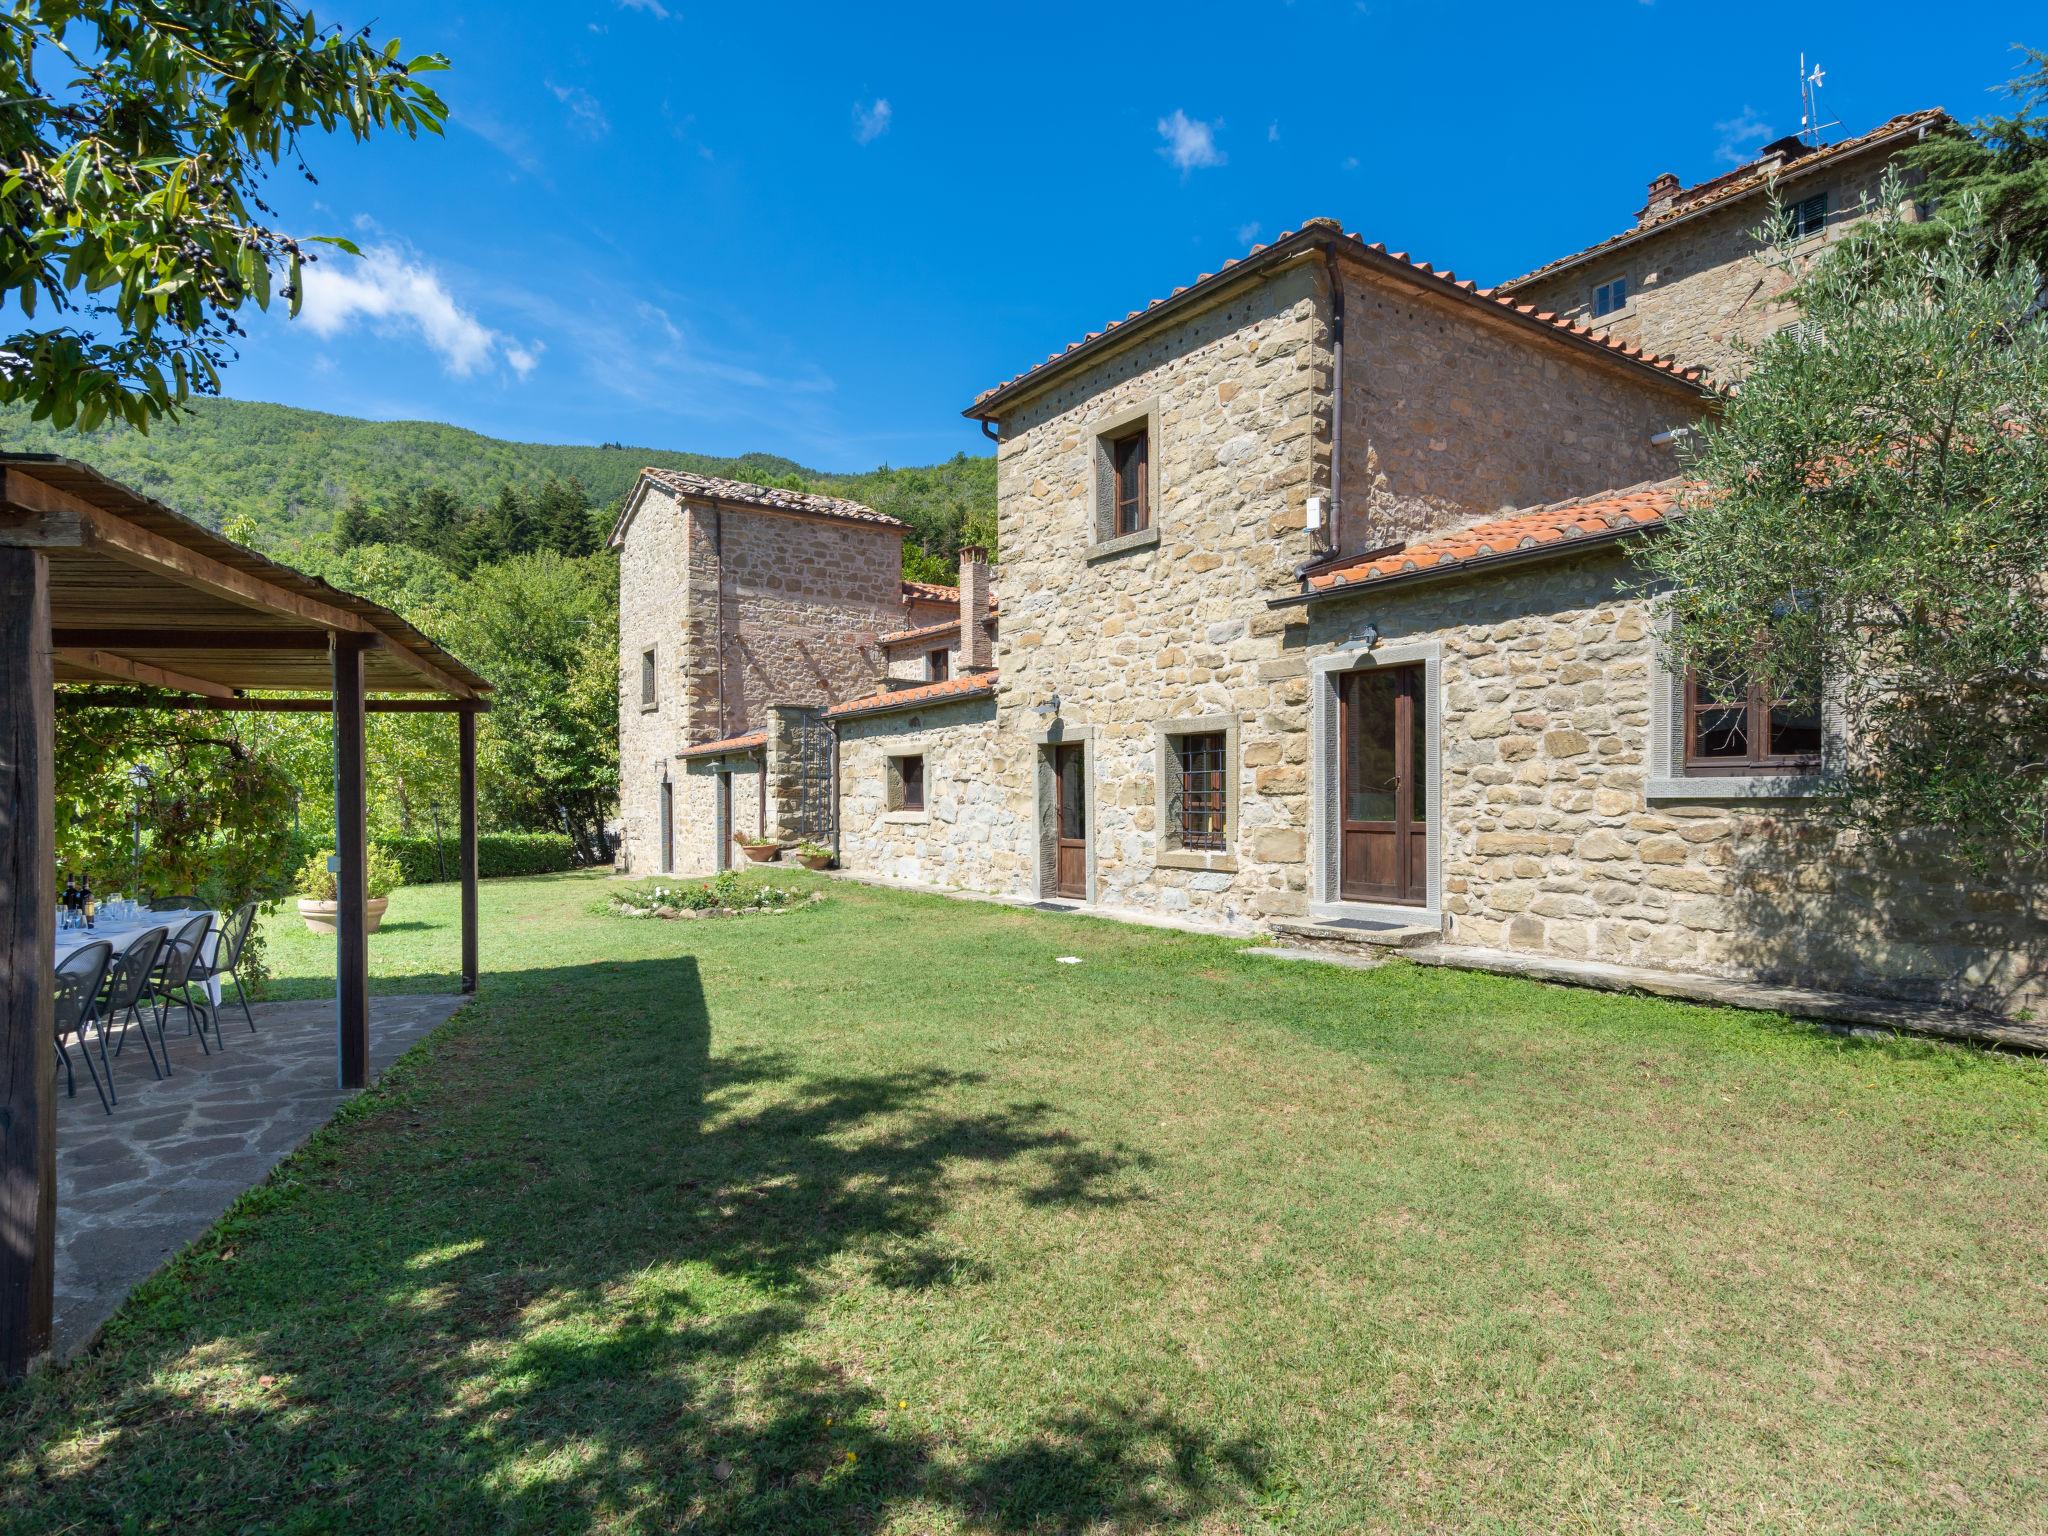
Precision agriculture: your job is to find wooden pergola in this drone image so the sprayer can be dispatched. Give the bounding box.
[0,452,492,1378]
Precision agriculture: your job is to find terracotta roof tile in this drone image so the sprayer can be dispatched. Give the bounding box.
[677,729,766,759]
[966,220,1716,416]
[642,468,904,529]
[1498,110,1950,291]
[1302,480,1693,597]
[901,579,960,603]
[825,673,998,721]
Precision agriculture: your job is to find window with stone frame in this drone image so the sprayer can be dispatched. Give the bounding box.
[1109,426,1149,536]
[1593,275,1628,317]
[1778,190,1828,240]
[1168,732,1228,850]
[887,753,926,813]
[639,645,657,710]
[927,647,949,682]
[1683,664,1822,776]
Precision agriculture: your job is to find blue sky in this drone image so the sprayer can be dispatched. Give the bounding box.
[218,0,2039,470]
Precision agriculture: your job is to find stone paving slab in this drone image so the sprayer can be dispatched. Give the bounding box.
[54,992,468,1361]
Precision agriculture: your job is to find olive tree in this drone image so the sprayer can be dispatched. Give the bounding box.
[1647,181,2048,865]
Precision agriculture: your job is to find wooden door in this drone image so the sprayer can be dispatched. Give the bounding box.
[659,780,675,873]
[1339,665,1427,905]
[714,771,732,871]
[1052,744,1088,899]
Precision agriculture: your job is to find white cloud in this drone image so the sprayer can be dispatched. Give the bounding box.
[1714,105,1773,166]
[1267,121,1280,143]
[1235,221,1261,245]
[504,340,545,379]
[1342,155,1360,172]
[549,81,610,139]
[618,0,670,16]
[1157,109,1225,174]
[298,242,525,380]
[853,98,892,144]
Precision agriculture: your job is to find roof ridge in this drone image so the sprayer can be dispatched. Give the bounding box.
[967,224,1716,415]
[1495,108,1950,291]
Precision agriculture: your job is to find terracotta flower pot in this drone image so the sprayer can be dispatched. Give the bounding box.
[796,853,833,870]
[298,895,390,934]
[739,842,780,863]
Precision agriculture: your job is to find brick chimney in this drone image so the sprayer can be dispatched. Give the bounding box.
[958,545,992,671]
[1638,171,1681,227]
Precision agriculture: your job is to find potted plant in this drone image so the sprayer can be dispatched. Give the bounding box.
[734,833,782,864]
[296,845,401,934]
[793,839,834,871]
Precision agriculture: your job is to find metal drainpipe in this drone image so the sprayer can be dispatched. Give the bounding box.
[979,417,999,442]
[755,746,766,839]
[826,719,842,866]
[1295,244,1345,580]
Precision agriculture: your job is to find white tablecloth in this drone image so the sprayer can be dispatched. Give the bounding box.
[55,910,221,1005]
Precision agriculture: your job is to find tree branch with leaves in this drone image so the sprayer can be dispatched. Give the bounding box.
[0,0,447,431]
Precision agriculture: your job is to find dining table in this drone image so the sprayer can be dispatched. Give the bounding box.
[53,909,221,1005]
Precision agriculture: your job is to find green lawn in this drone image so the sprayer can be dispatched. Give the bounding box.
[7,870,2046,1534]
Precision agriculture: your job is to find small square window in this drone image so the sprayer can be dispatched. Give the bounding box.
[927,647,949,682]
[639,646,657,710]
[1593,277,1628,317]
[1782,191,1827,239]
[1684,666,1821,776]
[888,754,926,812]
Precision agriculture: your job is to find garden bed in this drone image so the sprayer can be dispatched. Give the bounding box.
[603,868,823,920]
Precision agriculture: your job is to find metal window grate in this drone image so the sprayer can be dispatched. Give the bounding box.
[1176,732,1226,850]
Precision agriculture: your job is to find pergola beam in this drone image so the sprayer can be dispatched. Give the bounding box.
[374,633,480,702]
[50,629,334,651]
[54,692,490,713]
[3,470,373,635]
[55,648,238,700]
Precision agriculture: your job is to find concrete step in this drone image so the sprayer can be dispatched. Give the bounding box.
[1267,917,1442,954]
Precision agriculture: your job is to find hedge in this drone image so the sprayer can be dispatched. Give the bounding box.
[373,832,577,885]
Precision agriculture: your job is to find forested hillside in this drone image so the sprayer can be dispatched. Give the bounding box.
[0,397,996,569]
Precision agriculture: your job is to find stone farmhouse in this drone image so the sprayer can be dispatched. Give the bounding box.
[614,110,2043,1021]
[1499,109,1950,380]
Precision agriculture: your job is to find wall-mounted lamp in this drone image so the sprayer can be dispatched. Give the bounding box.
[1031,695,1061,716]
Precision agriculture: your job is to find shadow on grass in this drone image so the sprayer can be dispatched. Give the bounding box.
[6,952,1242,1534]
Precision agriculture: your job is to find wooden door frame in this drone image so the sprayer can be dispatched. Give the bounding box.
[1337,663,1426,906]
[714,768,732,871]
[1308,640,1443,927]
[1032,726,1095,903]
[1052,742,1089,900]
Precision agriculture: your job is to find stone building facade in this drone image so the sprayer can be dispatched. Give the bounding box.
[611,469,953,875]
[1498,110,1948,381]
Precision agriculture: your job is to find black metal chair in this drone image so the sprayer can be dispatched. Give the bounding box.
[103,925,171,1082]
[191,901,260,1035]
[149,911,219,1055]
[55,940,115,1113]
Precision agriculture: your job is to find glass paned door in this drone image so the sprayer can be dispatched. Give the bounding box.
[1339,665,1428,905]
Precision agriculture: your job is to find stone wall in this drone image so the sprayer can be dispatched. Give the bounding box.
[984,257,1331,926]
[673,752,764,875]
[1336,260,1702,553]
[617,481,690,876]
[1505,146,1910,381]
[1302,549,2045,1018]
[834,697,1027,889]
[884,632,962,683]
[764,703,834,844]
[716,507,906,724]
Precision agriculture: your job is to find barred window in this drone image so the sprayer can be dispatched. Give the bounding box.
[1175,732,1227,850]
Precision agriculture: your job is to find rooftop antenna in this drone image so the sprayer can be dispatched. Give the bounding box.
[1798,53,1839,147]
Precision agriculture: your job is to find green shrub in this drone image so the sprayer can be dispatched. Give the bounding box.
[295,844,403,902]
[607,869,816,918]
[373,832,575,884]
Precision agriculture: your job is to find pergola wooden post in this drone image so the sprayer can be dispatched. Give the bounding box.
[1,547,56,1377]
[0,453,491,1378]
